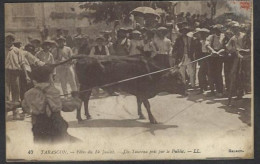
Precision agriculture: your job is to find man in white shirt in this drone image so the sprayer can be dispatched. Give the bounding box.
[129,30,144,56]
[205,24,225,97]
[89,36,110,56]
[52,37,77,97]
[153,27,173,67]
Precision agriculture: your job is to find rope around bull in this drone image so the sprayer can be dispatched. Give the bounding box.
[60,54,212,97]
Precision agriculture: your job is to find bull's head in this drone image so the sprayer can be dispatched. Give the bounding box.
[159,67,187,96]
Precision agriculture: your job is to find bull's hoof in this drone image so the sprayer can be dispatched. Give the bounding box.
[139,114,145,120]
[149,117,158,124]
[150,119,158,124]
[78,119,84,124]
[86,115,92,120]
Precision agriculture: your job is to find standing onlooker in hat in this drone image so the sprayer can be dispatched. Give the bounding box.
[73,27,84,41]
[63,29,74,48]
[113,28,131,56]
[41,26,51,41]
[30,38,42,55]
[13,41,22,49]
[5,33,29,120]
[205,24,226,97]
[176,12,185,23]
[35,40,56,83]
[153,27,173,67]
[103,31,115,55]
[129,30,144,56]
[20,44,45,102]
[222,29,234,94]
[193,28,210,94]
[55,28,63,40]
[52,36,77,97]
[89,36,110,56]
[89,36,119,97]
[78,35,90,56]
[173,24,196,88]
[226,23,249,99]
[143,29,155,57]
[72,35,84,56]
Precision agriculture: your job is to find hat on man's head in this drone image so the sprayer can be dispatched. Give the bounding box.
[132,30,141,35]
[165,23,173,29]
[193,28,210,37]
[101,30,112,34]
[13,41,22,44]
[30,38,41,44]
[213,24,224,29]
[126,27,134,33]
[5,33,15,41]
[195,28,210,33]
[56,28,63,32]
[13,41,22,48]
[185,12,191,17]
[157,27,168,32]
[176,21,188,29]
[24,43,35,53]
[42,39,56,47]
[226,19,232,23]
[95,36,105,42]
[177,12,184,17]
[118,27,128,33]
[56,36,66,42]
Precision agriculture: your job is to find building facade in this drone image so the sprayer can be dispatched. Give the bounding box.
[5,3,90,44]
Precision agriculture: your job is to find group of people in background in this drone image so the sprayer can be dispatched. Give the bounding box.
[6,12,251,121]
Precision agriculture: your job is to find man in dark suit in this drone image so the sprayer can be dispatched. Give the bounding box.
[173,22,196,88]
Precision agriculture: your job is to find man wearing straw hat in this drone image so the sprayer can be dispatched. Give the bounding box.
[5,33,29,120]
[30,38,42,54]
[129,30,144,56]
[113,28,131,56]
[35,40,56,83]
[205,24,226,97]
[153,27,173,66]
[89,36,119,97]
[193,28,210,94]
[89,36,110,56]
[53,36,78,97]
[226,23,250,99]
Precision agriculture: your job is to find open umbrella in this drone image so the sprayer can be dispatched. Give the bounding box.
[130,7,160,17]
[214,12,248,24]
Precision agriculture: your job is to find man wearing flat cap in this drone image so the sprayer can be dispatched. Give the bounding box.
[52,36,77,96]
[5,33,30,120]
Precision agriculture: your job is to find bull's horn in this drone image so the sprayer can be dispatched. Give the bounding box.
[51,56,87,67]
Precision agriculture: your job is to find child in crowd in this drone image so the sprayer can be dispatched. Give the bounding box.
[22,64,81,144]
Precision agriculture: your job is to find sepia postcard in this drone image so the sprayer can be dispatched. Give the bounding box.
[5,0,253,161]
